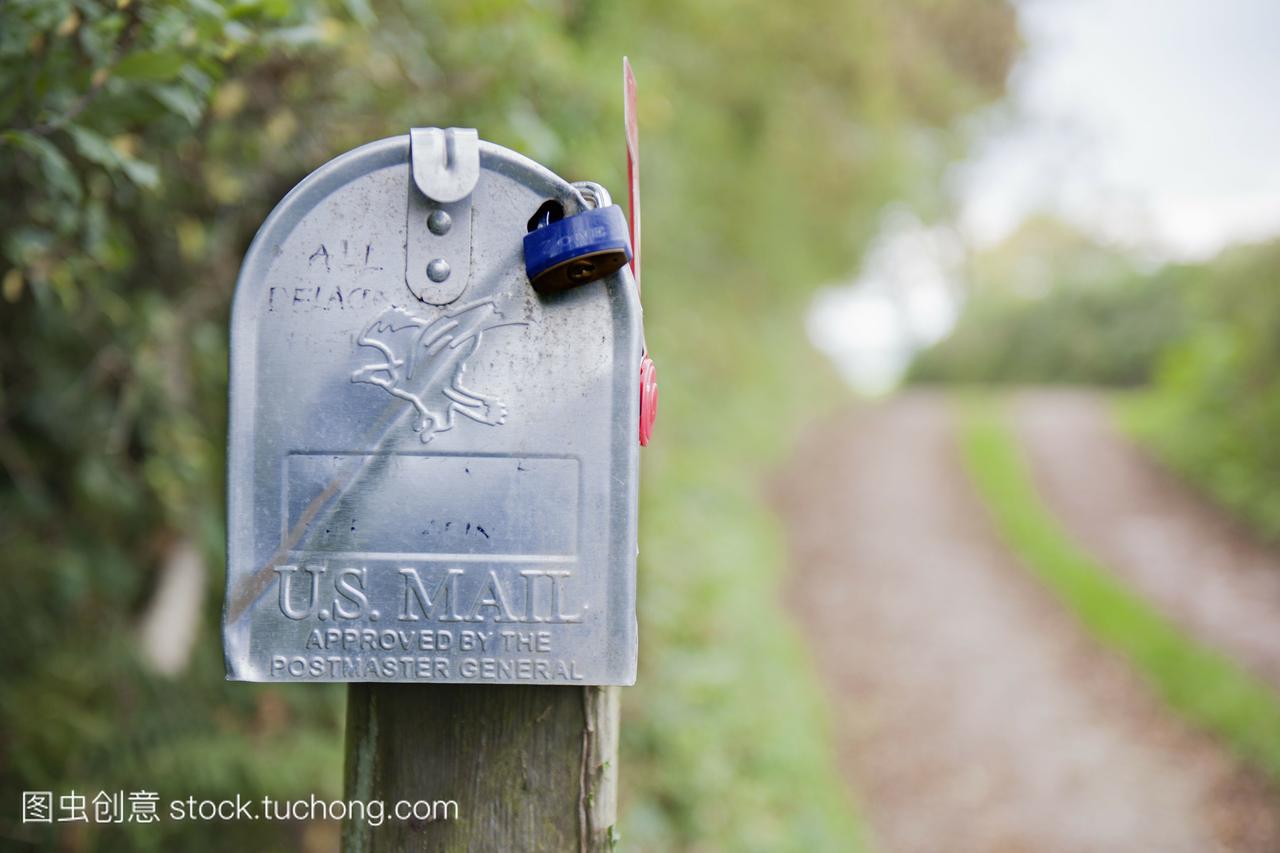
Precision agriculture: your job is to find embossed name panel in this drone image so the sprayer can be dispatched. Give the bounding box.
[283,453,579,556]
[223,132,641,684]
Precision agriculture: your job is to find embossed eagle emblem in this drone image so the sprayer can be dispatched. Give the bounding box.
[352,300,525,443]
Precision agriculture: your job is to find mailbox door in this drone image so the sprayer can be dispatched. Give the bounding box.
[224,136,641,685]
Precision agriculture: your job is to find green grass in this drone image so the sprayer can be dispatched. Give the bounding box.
[956,395,1280,781]
[620,285,869,852]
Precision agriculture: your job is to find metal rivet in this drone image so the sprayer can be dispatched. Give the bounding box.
[427,209,452,235]
[426,258,451,282]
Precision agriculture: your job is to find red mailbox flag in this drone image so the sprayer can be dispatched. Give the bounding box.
[624,57,641,292]
[624,58,656,445]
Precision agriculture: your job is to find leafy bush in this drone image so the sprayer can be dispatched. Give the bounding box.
[1,2,351,849]
[910,218,1191,386]
[1123,239,1280,540]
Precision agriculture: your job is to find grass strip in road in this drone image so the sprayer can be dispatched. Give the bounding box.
[956,395,1280,782]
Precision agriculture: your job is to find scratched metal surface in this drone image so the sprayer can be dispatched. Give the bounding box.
[223,135,641,684]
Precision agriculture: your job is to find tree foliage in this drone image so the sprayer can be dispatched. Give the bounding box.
[910,218,1192,386]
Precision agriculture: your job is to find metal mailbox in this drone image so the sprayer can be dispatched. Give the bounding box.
[223,128,643,685]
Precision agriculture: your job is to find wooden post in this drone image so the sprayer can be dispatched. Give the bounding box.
[342,684,619,852]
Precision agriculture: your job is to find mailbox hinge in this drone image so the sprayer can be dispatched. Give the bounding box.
[406,127,479,305]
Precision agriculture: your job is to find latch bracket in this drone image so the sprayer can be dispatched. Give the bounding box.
[406,127,479,305]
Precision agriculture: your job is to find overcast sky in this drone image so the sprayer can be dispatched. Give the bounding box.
[810,0,1280,393]
[955,0,1280,261]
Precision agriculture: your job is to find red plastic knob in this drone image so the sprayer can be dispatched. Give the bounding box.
[639,353,658,446]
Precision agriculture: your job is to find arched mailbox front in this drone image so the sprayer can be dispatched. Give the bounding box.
[223,129,643,685]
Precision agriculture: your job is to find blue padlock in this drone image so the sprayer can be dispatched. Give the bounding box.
[524,202,632,294]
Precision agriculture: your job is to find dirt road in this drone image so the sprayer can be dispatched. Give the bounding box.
[1015,389,1280,690]
[774,392,1279,853]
